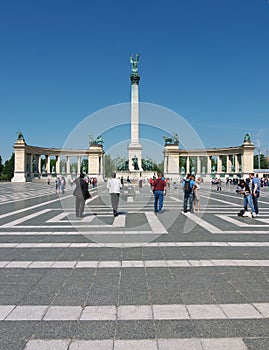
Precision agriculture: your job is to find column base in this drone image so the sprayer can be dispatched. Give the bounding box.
[11,172,27,182]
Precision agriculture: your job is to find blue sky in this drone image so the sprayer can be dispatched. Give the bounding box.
[0,0,269,162]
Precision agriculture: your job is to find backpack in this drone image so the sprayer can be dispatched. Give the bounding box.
[184,179,192,193]
[238,209,245,217]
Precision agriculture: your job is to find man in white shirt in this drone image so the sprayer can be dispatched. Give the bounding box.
[107,173,122,217]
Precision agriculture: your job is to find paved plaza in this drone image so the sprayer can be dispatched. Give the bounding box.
[0,180,268,350]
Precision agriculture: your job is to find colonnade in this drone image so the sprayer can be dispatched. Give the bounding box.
[164,139,255,180]
[12,138,104,182]
[12,136,255,182]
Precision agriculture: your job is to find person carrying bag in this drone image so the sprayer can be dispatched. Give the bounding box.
[152,172,166,213]
[73,173,90,218]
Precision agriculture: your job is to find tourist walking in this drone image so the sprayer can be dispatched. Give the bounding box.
[60,176,66,194]
[216,178,222,191]
[249,173,261,215]
[107,173,122,217]
[192,175,201,212]
[55,177,61,194]
[73,173,89,218]
[183,174,196,213]
[236,179,256,217]
[152,172,166,213]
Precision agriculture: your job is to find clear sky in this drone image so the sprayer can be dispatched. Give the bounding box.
[0,0,269,162]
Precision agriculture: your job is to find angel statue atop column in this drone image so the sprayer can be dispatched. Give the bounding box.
[130,54,140,73]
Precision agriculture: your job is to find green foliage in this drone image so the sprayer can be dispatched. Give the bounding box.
[104,154,116,177]
[0,153,14,181]
[80,159,88,174]
[254,154,269,169]
[0,156,3,175]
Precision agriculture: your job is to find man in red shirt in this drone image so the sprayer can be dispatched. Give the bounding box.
[152,172,166,213]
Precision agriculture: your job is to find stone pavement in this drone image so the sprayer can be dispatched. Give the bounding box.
[0,180,268,350]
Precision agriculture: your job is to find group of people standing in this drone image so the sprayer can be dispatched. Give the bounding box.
[72,171,261,219]
[237,172,260,217]
[182,174,201,213]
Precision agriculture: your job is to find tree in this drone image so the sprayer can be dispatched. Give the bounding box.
[104,154,116,178]
[1,153,14,181]
[254,154,269,169]
[0,156,3,175]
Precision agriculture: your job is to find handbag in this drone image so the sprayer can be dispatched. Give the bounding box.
[84,191,92,200]
[152,178,161,193]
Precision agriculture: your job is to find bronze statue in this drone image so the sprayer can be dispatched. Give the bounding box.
[16,131,25,141]
[132,155,139,170]
[89,134,104,146]
[244,133,251,142]
[130,54,139,73]
[163,133,179,146]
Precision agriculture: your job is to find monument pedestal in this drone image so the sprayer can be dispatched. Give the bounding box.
[128,144,143,172]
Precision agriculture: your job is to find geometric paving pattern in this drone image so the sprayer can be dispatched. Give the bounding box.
[0,181,268,350]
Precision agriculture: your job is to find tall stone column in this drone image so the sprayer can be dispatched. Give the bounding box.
[77,156,81,175]
[217,156,222,173]
[38,156,42,174]
[56,155,60,174]
[186,156,190,174]
[207,156,211,174]
[197,156,201,175]
[46,155,50,173]
[128,54,142,172]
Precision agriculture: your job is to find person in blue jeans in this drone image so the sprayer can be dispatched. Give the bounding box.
[237,179,256,217]
[249,173,261,215]
[183,174,196,213]
[152,172,166,213]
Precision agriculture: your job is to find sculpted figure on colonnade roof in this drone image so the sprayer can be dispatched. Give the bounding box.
[244,133,251,142]
[16,130,25,141]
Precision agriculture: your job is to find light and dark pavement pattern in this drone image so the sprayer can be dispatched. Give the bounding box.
[0,181,268,350]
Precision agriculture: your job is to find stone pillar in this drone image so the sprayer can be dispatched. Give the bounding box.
[241,140,255,176]
[45,155,50,173]
[207,156,211,174]
[56,156,60,174]
[217,156,222,173]
[128,71,143,172]
[88,144,105,181]
[38,156,42,174]
[12,139,27,182]
[186,156,190,174]
[226,155,231,172]
[77,156,81,175]
[197,156,201,175]
[35,154,40,173]
[163,144,179,179]
[235,154,239,172]
[66,156,70,174]
[163,155,167,174]
[29,154,33,173]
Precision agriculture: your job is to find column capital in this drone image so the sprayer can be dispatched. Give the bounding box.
[130,74,140,85]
